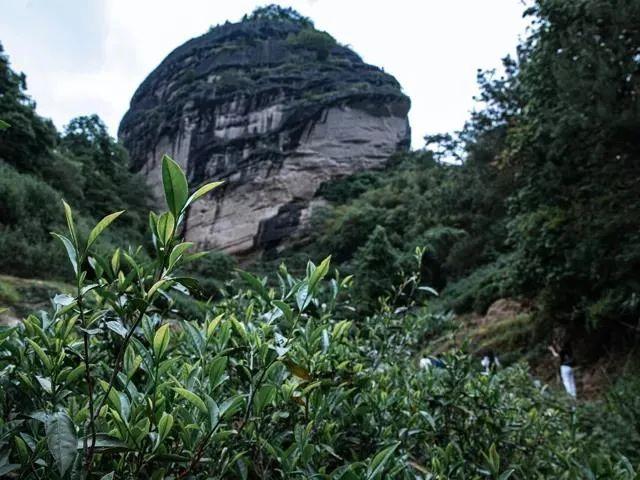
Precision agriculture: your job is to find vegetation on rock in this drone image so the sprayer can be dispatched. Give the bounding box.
[119,4,409,176]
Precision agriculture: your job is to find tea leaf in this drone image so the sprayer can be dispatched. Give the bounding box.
[366,442,399,479]
[106,320,128,338]
[153,323,171,359]
[157,212,175,246]
[295,282,311,312]
[238,270,270,301]
[51,233,78,274]
[308,255,331,291]
[162,155,189,218]
[87,210,125,250]
[168,242,194,270]
[61,200,77,246]
[185,181,224,209]
[45,411,77,476]
[25,338,52,371]
[173,388,208,414]
[283,359,311,381]
[158,412,174,442]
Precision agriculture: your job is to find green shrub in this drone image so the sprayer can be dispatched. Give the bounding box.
[316,171,383,204]
[0,162,62,228]
[441,256,515,315]
[0,280,20,305]
[278,0,640,341]
[287,28,337,61]
[352,225,400,308]
[180,251,236,301]
[247,5,313,27]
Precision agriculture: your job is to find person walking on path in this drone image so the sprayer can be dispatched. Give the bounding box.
[549,342,577,399]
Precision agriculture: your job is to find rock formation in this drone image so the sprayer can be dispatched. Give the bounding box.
[119,6,410,255]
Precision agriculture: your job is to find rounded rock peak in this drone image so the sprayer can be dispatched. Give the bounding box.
[119,7,410,255]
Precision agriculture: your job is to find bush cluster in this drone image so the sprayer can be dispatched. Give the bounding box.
[0,157,638,479]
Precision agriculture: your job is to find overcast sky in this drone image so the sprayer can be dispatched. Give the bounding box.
[0,0,530,149]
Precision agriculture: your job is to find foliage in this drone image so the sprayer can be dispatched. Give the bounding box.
[283,151,509,312]
[316,170,384,204]
[0,156,639,479]
[170,251,237,320]
[0,46,150,279]
[0,44,56,173]
[179,251,236,301]
[0,161,68,277]
[287,28,337,61]
[285,0,640,346]
[245,5,314,28]
[352,226,400,309]
[2,3,640,473]
[442,256,516,315]
[0,280,20,305]
[495,0,640,333]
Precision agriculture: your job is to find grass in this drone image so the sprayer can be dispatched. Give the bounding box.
[0,279,20,305]
[0,274,72,320]
[427,312,536,356]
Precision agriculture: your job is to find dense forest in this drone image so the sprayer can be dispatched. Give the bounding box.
[0,42,150,279]
[1,1,640,478]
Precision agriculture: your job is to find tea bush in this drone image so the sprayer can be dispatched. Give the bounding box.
[0,156,638,479]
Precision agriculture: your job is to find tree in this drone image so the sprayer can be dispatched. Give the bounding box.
[0,42,57,172]
[247,5,314,27]
[0,45,151,279]
[353,226,400,308]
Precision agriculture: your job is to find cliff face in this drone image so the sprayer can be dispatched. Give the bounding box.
[119,9,410,255]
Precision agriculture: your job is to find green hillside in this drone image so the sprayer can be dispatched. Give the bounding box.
[275,0,640,367]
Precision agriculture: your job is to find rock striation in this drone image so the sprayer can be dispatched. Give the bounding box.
[119,6,410,255]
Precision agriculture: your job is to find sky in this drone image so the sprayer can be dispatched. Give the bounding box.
[0,0,530,149]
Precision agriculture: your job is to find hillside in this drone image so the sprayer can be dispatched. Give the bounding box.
[272,0,640,372]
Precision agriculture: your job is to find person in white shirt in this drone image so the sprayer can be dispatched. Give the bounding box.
[480,350,501,374]
[549,342,577,399]
[419,356,446,370]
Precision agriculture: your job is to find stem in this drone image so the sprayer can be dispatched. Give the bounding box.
[133,438,149,477]
[93,306,148,419]
[77,284,97,475]
[151,356,160,428]
[82,331,96,467]
[237,356,279,438]
[28,461,43,480]
[177,417,223,478]
[237,309,302,437]
[182,335,282,477]
[91,239,168,447]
